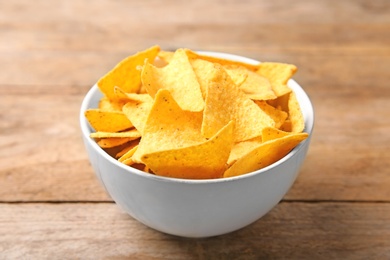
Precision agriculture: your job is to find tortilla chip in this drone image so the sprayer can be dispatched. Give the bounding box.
[202,64,274,142]
[224,132,308,178]
[142,121,234,179]
[97,45,160,99]
[141,48,204,112]
[84,109,133,132]
[90,129,141,139]
[186,49,259,71]
[132,89,204,163]
[240,70,277,100]
[288,92,305,133]
[255,100,288,129]
[122,99,154,135]
[256,62,296,97]
[97,137,134,148]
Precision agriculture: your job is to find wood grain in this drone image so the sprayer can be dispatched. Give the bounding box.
[1,202,389,259]
[1,0,390,258]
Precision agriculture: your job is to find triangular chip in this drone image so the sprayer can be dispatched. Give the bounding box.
[256,62,296,97]
[97,45,160,99]
[122,99,154,135]
[224,132,308,178]
[132,89,204,163]
[255,100,288,129]
[142,121,234,179]
[202,64,275,142]
[84,109,133,132]
[190,58,218,99]
[141,48,204,112]
[223,65,248,87]
[288,92,305,133]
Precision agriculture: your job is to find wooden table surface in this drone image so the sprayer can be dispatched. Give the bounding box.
[1,0,389,259]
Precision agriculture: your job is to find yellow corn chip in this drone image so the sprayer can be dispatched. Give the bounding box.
[122,99,154,135]
[84,109,133,132]
[227,136,263,166]
[114,86,153,103]
[142,121,234,179]
[97,45,160,99]
[288,92,305,133]
[223,65,248,87]
[256,62,296,97]
[157,50,174,64]
[115,140,140,158]
[97,137,134,148]
[190,58,218,99]
[118,144,139,163]
[141,48,204,112]
[90,129,141,139]
[280,119,292,132]
[98,97,127,111]
[224,131,308,178]
[202,64,275,142]
[261,127,293,142]
[255,100,288,129]
[240,70,277,100]
[132,89,204,163]
[186,49,259,71]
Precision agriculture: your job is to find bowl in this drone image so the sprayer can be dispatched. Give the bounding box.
[79,51,314,238]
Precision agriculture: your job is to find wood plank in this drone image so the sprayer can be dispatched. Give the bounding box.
[0,1,389,86]
[0,202,389,259]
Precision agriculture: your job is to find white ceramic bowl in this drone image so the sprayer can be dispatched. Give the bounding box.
[80,52,314,238]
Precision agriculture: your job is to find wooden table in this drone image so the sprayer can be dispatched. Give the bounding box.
[1,0,389,258]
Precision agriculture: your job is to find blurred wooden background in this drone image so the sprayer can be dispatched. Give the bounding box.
[0,0,389,259]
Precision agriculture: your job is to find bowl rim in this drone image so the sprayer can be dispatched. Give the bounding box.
[80,51,314,184]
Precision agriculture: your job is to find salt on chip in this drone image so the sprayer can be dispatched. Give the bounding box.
[142,121,234,179]
[97,45,160,99]
[84,109,133,132]
[202,64,275,142]
[224,131,308,178]
[132,89,204,163]
[257,62,296,97]
[141,48,204,112]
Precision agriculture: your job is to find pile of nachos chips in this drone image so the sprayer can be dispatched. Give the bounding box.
[85,45,308,179]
